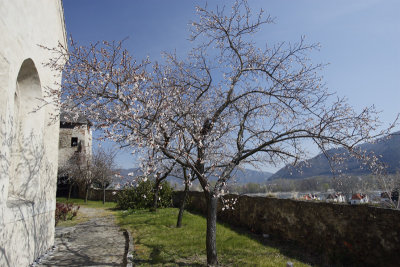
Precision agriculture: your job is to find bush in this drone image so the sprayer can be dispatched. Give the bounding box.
[157,181,174,208]
[55,202,80,226]
[116,180,173,210]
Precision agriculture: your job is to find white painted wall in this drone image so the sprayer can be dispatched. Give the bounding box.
[0,0,66,266]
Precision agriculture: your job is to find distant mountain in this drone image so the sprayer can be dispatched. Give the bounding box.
[270,132,400,180]
[229,168,273,184]
[113,167,272,187]
[113,167,142,187]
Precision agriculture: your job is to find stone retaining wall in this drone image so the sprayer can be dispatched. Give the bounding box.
[173,191,400,266]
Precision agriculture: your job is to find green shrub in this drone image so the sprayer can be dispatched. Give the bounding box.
[157,180,174,208]
[116,179,173,210]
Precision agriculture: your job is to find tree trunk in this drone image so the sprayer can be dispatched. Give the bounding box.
[206,192,218,266]
[68,183,73,201]
[151,180,161,212]
[176,182,189,228]
[103,185,106,204]
[85,185,89,203]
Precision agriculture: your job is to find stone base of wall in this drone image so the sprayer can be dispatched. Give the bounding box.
[173,191,400,266]
[0,206,55,266]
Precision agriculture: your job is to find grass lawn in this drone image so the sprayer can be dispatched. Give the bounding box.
[117,208,312,266]
[56,197,117,209]
[56,197,117,227]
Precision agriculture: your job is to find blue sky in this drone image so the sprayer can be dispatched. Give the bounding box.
[62,0,400,172]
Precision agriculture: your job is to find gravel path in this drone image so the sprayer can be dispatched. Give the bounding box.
[35,207,127,267]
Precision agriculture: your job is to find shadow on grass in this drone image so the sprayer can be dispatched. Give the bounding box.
[131,243,204,267]
[117,208,324,266]
[188,209,324,267]
[227,223,322,266]
[126,232,204,267]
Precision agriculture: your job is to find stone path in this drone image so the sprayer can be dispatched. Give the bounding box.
[35,207,128,267]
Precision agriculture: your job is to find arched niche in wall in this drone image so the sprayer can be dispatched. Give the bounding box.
[8,58,44,202]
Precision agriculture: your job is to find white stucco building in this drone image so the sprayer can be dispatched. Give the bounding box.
[0,1,66,266]
[350,193,369,205]
[326,193,346,203]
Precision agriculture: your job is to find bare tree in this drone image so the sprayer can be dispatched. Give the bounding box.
[58,149,96,201]
[58,153,82,200]
[79,156,95,203]
[378,173,400,209]
[92,147,117,204]
[43,1,396,265]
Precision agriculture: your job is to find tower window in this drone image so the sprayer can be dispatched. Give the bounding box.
[71,137,78,147]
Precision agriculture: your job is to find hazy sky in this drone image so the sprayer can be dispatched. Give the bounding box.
[62,0,400,172]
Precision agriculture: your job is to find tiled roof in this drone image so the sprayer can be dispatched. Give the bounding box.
[351,193,363,200]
